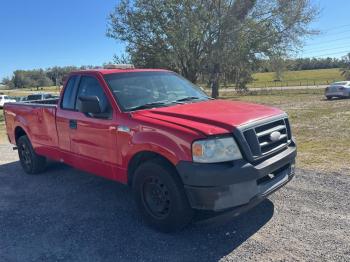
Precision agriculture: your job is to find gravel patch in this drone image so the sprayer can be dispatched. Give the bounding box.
[0,143,349,261]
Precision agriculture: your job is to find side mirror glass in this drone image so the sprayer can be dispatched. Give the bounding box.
[77,96,102,114]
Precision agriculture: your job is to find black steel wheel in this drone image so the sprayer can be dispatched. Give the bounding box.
[18,141,33,171]
[132,158,194,233]
[142,176,171,219]
[17,135,46,174]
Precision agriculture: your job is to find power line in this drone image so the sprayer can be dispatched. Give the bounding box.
[304,50,349,58]
[304,36,350,47]
[324,23,350,32]
[304,45,350,54]
[312,29,350,39]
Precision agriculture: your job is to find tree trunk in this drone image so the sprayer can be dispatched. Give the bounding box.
[182,66,198,84]
[210,64,220,98]
[211,77,219,98]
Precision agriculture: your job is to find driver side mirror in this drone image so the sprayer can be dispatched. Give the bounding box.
[77,96,102,114]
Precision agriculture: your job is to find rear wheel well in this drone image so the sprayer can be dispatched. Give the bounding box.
[15,127,27,143]
[127,151,177,186]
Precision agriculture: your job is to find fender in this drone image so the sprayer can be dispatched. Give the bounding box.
[124,130,193,166]
[14,115,32,142]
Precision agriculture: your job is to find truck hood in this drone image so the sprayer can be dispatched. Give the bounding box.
[132,99,285,136]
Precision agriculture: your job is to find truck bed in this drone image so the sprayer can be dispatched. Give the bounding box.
[4,99,59,149]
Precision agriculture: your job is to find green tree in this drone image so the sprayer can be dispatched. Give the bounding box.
[12,70,34,88]
[11,70,53,88]
[270,55,287,81]
[1,77,14,89]
[46,66,78,86]
[107,0,318,97]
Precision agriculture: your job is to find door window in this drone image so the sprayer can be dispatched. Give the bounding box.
[76,76,111,119]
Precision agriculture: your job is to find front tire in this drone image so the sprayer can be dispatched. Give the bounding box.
[326,96,332,100]
[17,135,46,174]
[132,159,194,233]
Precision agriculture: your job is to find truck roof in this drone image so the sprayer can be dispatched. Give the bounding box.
[71,68,170,75]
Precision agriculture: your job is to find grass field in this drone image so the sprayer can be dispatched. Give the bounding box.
[1,90,349,173]
[199,68,345,89]
[253,68,343,83]
[249,68,345,88]
[0,86,60,97]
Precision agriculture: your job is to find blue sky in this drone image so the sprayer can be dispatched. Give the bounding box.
[301,0,350,58]
[0,0,123,79]
[1,0,350,79]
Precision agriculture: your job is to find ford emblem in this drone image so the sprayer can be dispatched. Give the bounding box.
[270,131,281,142]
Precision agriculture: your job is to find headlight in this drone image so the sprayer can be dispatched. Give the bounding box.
[192,137,242,163]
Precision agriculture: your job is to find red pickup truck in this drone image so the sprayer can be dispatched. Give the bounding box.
[4,67,296,232]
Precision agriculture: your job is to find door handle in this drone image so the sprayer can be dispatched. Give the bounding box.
[69,119,77,129]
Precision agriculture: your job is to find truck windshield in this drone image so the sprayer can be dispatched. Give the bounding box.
[104,71,209,111]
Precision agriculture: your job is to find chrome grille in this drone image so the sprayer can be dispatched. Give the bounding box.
[243,118,291,159]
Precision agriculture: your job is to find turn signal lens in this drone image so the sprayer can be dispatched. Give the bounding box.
[192,143,203,157]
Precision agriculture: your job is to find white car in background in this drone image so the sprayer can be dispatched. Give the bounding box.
[0,95,16,108]
[325,81,350,100]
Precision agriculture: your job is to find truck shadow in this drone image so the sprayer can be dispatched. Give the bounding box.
[0,161,274,262]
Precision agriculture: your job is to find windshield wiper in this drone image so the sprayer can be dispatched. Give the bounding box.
[128,101,171,111]
[128,96,209,111]
[174,96,202,102]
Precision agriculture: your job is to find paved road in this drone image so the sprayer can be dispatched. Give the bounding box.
[0,144,349,262]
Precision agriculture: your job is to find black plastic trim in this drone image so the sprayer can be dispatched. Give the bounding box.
[176,144,296,211]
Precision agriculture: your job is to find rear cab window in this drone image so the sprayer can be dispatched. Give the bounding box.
[61,76,78,110]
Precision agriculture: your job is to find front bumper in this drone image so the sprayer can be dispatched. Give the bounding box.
[176,143,296,212]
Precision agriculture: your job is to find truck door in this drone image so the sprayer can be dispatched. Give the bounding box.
[56,75,79,152]
[68,75,118,180]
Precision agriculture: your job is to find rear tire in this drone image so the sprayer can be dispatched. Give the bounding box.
[132,158,194,233]
[326,96,332,100]
[17,135,46,174]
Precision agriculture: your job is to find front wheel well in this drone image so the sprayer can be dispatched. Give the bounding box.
[15,126,27,143]
[127,151,177,186]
